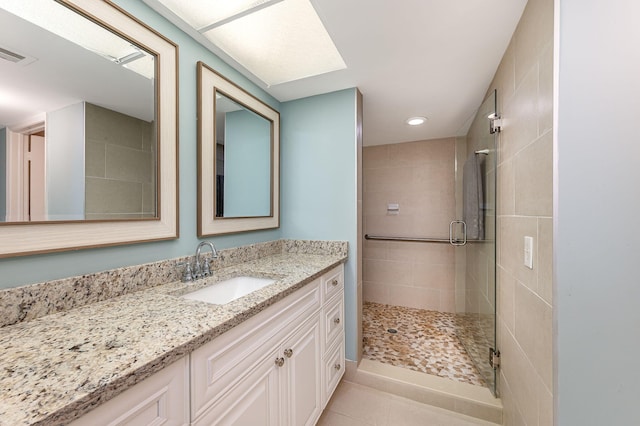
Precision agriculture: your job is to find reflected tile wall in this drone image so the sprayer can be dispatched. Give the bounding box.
[85,103,155,219]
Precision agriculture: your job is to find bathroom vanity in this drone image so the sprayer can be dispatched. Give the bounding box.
[0,241,347,425]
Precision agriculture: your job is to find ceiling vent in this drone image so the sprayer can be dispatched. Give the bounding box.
[0,46,36,66]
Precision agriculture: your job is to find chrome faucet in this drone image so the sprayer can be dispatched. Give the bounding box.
[180,241,219,282]
[194,241,219,279]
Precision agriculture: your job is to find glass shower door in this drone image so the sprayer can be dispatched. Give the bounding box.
[455,90,498,395]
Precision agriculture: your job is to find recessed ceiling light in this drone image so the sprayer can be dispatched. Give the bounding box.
[406,116,427,126]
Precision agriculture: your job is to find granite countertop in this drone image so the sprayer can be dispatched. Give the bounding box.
[0,251,346,426]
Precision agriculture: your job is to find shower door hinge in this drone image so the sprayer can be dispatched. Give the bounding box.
[488,114,502,134]
[490,348,501,370]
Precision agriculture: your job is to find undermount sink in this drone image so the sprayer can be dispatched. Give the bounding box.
[181,276,276,305]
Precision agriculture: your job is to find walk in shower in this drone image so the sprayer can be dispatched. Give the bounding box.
[362,90,498,395]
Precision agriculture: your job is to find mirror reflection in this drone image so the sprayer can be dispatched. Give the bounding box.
[0,0,156,223]
[215,92,271,218]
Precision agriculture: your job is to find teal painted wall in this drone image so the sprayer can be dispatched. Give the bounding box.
[0,0,282,289]
[1,3,360,365]
[280,89,359,360]
[224,110,271,217]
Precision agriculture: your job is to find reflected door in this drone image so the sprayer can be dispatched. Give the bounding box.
[27,134,45,221]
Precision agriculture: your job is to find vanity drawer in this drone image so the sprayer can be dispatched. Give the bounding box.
[191,279,321,419]
[321,265,344,303]
[323,335,345,406]
[323,292,344,351]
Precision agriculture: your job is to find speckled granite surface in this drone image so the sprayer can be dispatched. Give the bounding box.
[0,239,347,328]
[0,240,347,426]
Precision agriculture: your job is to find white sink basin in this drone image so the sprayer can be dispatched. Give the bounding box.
[181,276,276,305]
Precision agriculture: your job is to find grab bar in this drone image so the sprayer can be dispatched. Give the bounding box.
[364,235,452,244]
[364,234,489,244]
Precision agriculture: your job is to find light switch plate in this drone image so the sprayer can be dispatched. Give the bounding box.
[524,236,533,269]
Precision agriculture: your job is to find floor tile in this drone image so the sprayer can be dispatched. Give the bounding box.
[321,381,500,426]
[362,301,491,387]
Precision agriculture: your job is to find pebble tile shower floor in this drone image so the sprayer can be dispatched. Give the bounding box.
[362,301,486,387]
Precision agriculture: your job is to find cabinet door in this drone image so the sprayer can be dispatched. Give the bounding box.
[70,357,189,426]
[193,347,282,426]
[281,314,322,426]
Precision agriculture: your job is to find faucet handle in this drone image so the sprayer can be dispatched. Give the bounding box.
[177,262,194,282]
[202,259,212,277]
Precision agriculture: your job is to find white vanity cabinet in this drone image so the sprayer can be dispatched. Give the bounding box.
[191,264,344,426]
[320,266,345,405]
[70,264,345,426]
[70,357,189,426]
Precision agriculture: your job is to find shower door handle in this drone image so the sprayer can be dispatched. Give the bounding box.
[449,220,467,246]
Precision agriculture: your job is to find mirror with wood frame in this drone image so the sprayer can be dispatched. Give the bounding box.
[0,0,178,257]
[197,61,279,236]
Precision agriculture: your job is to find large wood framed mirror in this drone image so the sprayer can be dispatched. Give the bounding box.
[0,0,178,257]
[197,61,279,236]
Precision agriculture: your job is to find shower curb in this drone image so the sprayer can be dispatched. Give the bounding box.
[345,359,502,424]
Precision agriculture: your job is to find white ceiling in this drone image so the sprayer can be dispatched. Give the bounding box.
[144,0,527,146]
[0,7,154,128]
[1,0,527,146]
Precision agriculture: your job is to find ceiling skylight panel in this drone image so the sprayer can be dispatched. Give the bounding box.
[201,0,346,86]
[157,0,280,30]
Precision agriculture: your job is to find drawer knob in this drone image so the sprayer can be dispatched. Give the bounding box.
[331,279,338,287]
[284,348,293,358]
[333,317,340,325]
[334,363,341,370]
[275,357,285,367]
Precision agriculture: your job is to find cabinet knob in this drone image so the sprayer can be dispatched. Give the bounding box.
[334,363,341,370]
[331,279,338,287]
[284,348,293,358]
[333,317,340,325]
[275,357,285,367]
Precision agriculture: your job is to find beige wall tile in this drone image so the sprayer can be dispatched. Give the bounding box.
[363,145,388,170]
[413,243,455,265]
[142,182,156,215]
[514,0,554,86]
[388,286,442,311]
[363,239,387,260]
[411,263,455,290]
[497,159,515,216]
[514,283,552,391]
[498,373,527,426]
[85,178,142,214]
[490,8,554,422]
[363,259,412,285]
[497,266,516,334]
[502,66,539,161]
[105,144,154,184]
[537,218,553,305]
[85,103,144,149]
[364,166,412,194]
[538,43,554,136]
[363,282,389,304]
[85,141,106,178]
[492,39,516,114]
[515,132,553,217]
[499,324,540,426]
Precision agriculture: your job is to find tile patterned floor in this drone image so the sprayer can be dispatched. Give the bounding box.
[362,302,486,387]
